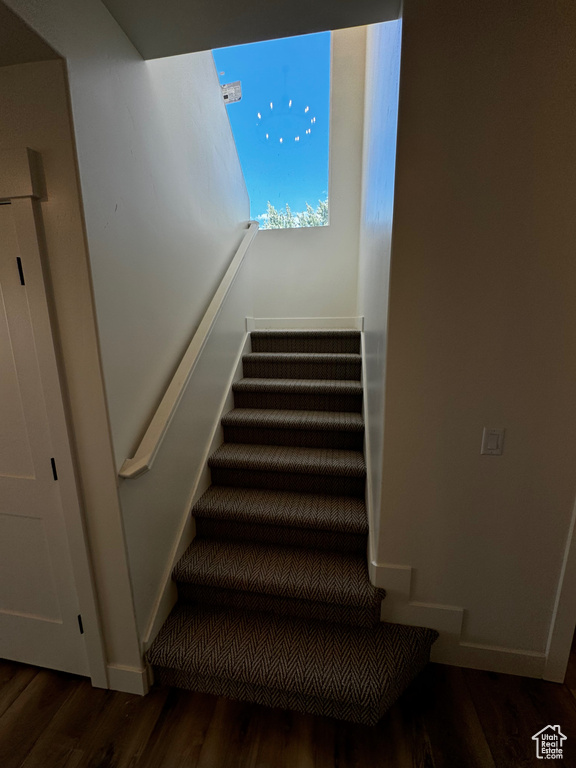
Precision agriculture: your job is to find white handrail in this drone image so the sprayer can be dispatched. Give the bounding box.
[119,221,259,479]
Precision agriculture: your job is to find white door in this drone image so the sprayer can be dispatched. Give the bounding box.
[0,201,88,676]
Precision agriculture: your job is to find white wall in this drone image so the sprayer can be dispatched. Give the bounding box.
[4,0,250,471]
[374,0,576,670]
[120,252,254,636]
[80,51,250,470]
[357,20,402,553]
[251,26,365,321]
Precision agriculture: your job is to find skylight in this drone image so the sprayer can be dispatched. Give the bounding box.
[213,31,331,228]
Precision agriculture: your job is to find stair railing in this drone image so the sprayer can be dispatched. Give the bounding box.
[119,220,259,479]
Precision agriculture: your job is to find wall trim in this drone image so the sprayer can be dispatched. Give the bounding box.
[141,332,251,652]
[247,316,364,330]
[371,560,546,678]
[445,642,546,678]
[360,331,378,569]
[107,663,149,695]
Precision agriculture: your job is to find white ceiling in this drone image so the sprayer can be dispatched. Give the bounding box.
[100,0,402,59]
[0,2,59,67]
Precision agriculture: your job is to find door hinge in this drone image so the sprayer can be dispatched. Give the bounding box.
[77,614,84,634]
[50,457,58,481]
[16,257,25,286]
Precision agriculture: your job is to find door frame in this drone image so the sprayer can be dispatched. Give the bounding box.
[1,148,107,688]
[544,491,576,682]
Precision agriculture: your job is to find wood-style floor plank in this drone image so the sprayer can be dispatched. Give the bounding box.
[138,689,217,768]
[2,658,576,768]
[0,661,39,720]
[463,668,576,768]
[252,706,316,768]
[18,680,110,768]
[389,675,436,768]
[0,668,79,768]
[463,669,538,768]
[195,696,261,768]
[308,715,340,768]
[420,665,495,768]
[19,679,170,768]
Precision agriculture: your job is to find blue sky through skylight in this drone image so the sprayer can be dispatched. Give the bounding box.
[212,32,331,223]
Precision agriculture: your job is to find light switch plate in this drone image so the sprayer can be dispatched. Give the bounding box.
[481,427,505,455]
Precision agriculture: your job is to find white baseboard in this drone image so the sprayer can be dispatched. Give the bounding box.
[141,332,251,652]
[247,316,364,330]
[107,663,149,695]
[435,642,546,677]
[371,560,546,677]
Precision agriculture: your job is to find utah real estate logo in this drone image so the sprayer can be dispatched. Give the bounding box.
[532,725,567,760]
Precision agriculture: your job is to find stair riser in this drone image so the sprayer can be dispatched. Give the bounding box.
[222,425,364,451]
[195,519,367,554]
[251,337,360,354]
[243,359,361,381]
[151,666,387,725]
[233,390,363,413]
[176,584,381,628]
[209,468,366,497]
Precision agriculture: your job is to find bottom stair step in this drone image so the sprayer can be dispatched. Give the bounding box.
[147,604,439,726]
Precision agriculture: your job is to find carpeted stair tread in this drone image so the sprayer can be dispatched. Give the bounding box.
[221,407,365,449]
[244,353,361,364]
[194,518,367,554]
[192,486,368,535]
[242,353,362,381]
[251,330,360,354]
[221,409,364,432]
[252,329,359,332]
[252,329,360,335]
[233,378,363,395]
[175,583,380,626]
[173,539,381,609]
[208,444,366,495]
[232,378,363,413]
[174,583,377,626]
[147,603,439,725]
[208,443,366,477]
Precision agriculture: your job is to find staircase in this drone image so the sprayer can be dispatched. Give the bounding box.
[147,329,438,726]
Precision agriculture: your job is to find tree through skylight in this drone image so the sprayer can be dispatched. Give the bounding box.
[213,32,331,228]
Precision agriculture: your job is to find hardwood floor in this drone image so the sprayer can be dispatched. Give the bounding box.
[1,657,576,767]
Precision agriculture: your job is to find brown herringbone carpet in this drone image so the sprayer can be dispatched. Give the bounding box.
[146,329,438,725]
